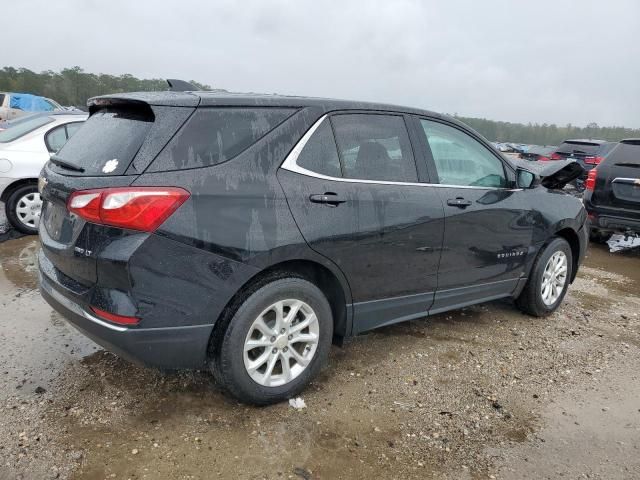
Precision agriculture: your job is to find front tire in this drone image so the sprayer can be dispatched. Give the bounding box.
[5,184,41,235]
[210,277,333,405]
[516,237,572,317]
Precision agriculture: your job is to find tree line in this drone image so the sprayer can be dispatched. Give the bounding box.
[2,66,638,145]
[456,116,640,146]
[0,66,212,108]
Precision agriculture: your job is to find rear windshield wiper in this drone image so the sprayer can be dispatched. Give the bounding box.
[49,154,85,173]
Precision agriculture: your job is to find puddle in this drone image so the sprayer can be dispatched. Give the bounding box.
[0,237,97,399]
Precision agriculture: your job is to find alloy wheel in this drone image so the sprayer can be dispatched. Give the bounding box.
[243,299,319,387]
[541,251,568,306]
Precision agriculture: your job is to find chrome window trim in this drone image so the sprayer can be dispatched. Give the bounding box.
[612,177,640,184]
[280,115,518,191]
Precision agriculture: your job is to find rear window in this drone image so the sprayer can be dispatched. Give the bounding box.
[55,108,153,175]
[149,107,295,172]
[0,115,53,143]
[556,141,602,155]
[607,143,640,166]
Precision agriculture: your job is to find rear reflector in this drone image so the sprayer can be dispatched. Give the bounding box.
[90,306,140,326]
[68,187,190,232]
[585,169,597,191]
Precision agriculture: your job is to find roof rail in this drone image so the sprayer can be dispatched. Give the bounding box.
[166,79,197,92]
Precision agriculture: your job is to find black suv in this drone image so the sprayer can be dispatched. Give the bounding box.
[549,139,617,191]
[584,139,640,237]
[38,92,588,404]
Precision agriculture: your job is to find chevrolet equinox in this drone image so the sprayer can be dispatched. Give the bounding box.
[38,91,588,404]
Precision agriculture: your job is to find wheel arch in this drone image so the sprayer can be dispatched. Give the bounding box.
[554,227,580,283]
[1,177,37,203]
[208,258,352,359]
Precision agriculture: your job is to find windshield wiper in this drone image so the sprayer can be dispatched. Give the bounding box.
[50,154,85,173]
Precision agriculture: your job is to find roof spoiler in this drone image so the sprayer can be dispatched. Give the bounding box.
[166,79,197,92]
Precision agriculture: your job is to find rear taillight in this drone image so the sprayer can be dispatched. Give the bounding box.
[68,187,190,232]
[585,169,597,191]
[584,156,604,165]
[538,156,550,162]
[549,152,562,160]
[90,306,140,326]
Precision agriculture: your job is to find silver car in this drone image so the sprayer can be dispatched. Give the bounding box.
[0,111,87,233]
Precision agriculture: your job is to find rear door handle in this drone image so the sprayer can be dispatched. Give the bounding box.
[447,197,472,208]
[309,193,346,206]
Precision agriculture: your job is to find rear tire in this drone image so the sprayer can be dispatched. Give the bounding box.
[210,277,333,405]
[5,184,41,235]
[516,237,572,317]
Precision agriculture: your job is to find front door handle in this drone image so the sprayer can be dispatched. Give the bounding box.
[309,193,346,207]
[447,197,472,208]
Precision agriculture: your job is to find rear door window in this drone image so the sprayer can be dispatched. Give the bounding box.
[45,121,85,153]
[330,114,418,182]
[54,108,153,175]
[296,120,342,178]
[150,107,295,172]
[420,119,507,188]
[45,124,68,152]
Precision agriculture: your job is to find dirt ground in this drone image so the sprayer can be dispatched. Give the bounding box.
[0,234,638,480]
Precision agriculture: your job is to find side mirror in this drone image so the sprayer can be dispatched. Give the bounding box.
[516,168,536,189]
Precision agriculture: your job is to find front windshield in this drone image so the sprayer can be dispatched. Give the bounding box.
[0,116,53,143]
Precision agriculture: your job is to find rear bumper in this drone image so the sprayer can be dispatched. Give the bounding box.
[39,268,213,370]
[591,215,640,233]
[585,202,640,234]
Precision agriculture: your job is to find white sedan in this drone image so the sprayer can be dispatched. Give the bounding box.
[0,111,87,234]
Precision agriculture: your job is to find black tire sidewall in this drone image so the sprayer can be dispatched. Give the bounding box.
[529,238,573,315]
[215,277,333,405]
[6,184,39,235]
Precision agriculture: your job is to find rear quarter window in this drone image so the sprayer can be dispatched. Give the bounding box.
[149,107,295,172]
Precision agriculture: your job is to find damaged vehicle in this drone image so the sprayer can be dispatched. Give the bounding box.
[549,139,617,191]
[584,139,640,240]
[38,90,588,404]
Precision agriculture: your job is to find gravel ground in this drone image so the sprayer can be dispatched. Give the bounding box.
[0,235,638,479]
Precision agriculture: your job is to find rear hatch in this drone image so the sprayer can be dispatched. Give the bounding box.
[39,95,197,290]
[591,140,640,216]
[553,140,615,169]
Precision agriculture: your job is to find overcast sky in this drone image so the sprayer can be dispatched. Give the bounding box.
[5,0,640,127]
